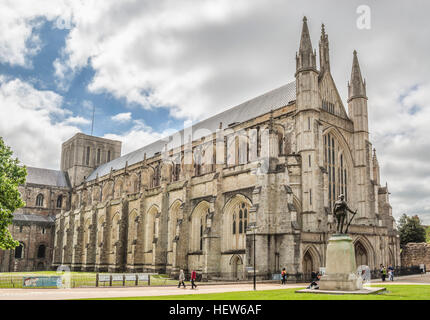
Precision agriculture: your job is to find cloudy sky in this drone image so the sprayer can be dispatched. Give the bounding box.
[0,0,429,224]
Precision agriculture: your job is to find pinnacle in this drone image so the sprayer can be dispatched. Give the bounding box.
[349,50,367,99]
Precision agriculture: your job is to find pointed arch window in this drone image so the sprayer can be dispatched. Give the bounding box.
[56,195,63,209]
[153,164,161,187]
[15,242,24,259]
[36,194,44,207]
[37,244,46,258]
[230,201,250,251]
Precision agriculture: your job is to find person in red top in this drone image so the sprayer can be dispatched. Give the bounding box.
[191,270,197,289]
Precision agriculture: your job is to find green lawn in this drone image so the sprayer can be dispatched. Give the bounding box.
[0,271,182,288]
[90,285,430,300]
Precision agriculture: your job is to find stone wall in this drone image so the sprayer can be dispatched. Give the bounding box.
[401,242,430,267]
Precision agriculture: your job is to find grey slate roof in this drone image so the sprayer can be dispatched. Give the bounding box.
[13,213,55,224]
[26,166,70,188]
[86,81,296,181]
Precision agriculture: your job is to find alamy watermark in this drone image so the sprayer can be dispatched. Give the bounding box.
[357,5,371,30]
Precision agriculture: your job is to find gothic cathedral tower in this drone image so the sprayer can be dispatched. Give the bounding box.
[61,133,122,187]
[294,17,323,231]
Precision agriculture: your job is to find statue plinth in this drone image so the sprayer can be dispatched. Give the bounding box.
[319,234,362,291]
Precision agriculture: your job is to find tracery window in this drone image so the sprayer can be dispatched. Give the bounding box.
[324,133,349,210]
[322,100,335,114]
[232,203,248,235]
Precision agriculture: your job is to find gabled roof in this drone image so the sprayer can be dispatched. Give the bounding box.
[26,167,70,188]
[86,81,296,181]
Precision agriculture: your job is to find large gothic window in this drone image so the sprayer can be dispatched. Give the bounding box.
[190,202,209,252]
[223,197,251,251]
[324,133,350,210]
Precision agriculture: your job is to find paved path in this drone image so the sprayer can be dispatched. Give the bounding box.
[0,273,428,300]
[371,272,430,285]
[0,283,306,300]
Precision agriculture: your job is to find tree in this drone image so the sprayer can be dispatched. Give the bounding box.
[397,214,426,247]
[426,226,430,243]
[0,137,27,249]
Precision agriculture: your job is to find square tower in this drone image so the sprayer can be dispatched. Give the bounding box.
[61,133,122,187]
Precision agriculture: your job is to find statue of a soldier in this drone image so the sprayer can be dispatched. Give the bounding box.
[333,194,356,234]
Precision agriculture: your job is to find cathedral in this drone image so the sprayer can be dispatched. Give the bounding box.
[1,17,400,280]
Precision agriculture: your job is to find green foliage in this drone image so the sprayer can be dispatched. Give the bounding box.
[397,214,426,247]
[426,226,430,243]
[0,137,27,249]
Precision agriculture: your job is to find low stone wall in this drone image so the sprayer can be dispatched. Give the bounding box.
[401,242,430,267]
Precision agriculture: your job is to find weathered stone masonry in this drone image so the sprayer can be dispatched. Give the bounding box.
[1,17,400,279]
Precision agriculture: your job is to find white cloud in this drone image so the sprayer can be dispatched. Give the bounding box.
[64,116,91,125]
[111,112,132,123]
[0,0,72,67]
[53,0,267,120]
[103,119,174,155]
[0,76,80,169]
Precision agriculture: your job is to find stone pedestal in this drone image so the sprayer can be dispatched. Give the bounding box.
[319,234,362,291]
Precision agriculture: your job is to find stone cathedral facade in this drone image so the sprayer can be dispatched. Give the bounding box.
[2,17,401,278]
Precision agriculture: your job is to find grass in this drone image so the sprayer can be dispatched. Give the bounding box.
[89,285,430,300]
[0,271,183,288]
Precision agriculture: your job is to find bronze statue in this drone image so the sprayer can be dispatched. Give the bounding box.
[333,194,356,234]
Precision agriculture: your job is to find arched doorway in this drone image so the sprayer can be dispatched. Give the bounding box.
[355,241,368,267]
[302,251,314,280]
[231,255,243,280]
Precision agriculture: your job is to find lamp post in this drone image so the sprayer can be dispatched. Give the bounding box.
[253,226,256,291]
[247,223,258,291]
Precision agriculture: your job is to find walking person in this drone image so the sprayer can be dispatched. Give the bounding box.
[191,270,197,289]
[281,268,287,285]
[388,265,394,281]
[380,265,387,282]
[178,269,186,289]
